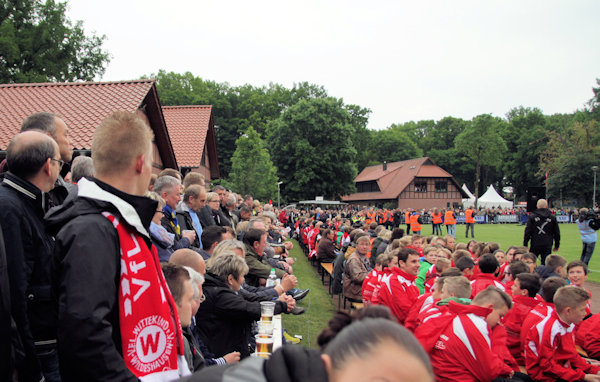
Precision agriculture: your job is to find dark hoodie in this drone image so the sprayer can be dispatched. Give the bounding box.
[523,208,560,249]
[46,177,156,382]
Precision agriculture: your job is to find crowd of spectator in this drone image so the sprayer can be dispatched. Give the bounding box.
[292,200,600,381]
[2,110,599,381]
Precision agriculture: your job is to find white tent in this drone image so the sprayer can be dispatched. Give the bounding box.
[476,185,514,209]
[462,184,476,207]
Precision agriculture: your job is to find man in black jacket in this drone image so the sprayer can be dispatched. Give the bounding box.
[0,131,62,382]
[47,112,188,381]
[176,184,207,249]
[20,112,75,207]
[523,199,560,265]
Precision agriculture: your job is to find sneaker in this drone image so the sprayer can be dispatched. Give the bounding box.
[283,330,301,344]
[290,306,305,315]
[292,288,310,301]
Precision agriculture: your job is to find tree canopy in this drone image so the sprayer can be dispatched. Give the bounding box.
[229,126,278,202]
[0,0,110,83]
[267,97,357,201]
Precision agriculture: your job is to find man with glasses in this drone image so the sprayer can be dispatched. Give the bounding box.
[0,131,62,381]
[20,112,74,207]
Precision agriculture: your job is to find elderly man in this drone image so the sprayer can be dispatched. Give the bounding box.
[0,131,62,382]
[47,111,190,380]
[176,184,207,249]
[70,155,94,183]
[524,199,560,265]
[154,175,197,250]
[20,112,74,207]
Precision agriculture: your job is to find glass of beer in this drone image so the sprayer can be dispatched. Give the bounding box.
[255,334,274,358]
[260,301,275,322]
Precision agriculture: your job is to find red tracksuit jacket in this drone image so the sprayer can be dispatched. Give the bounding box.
[470,273,506,299]
[361,268,382,305]
[502,294,540,365]
[376,267,419,324]
[404,293,436,332]
[417,301,513,381]
[520,302,554,352]
[525,310,600,381]
[576,313,600,360]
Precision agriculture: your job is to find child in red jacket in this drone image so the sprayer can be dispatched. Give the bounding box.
[525,286,600,381]
[502,273,542,364]
[416,286,515,381]
[470,254,505,298]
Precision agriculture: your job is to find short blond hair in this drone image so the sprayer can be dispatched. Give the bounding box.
[92,111,154,176]
[554,286,590,313]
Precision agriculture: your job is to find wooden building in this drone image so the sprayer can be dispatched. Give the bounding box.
[343,157,468,209]
[0,80,178,173]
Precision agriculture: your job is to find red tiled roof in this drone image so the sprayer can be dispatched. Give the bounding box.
[0,80,155,150]
[162,106,212,167]
[343,157,466,201]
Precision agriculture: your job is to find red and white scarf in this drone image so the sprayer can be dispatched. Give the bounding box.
[103,212,189,381]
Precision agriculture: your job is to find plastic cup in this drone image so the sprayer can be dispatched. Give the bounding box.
[260,301,275,322]
[258,320,274,336]
[255,334,273,358]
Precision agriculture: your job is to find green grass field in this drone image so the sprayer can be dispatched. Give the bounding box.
[280,242,336,349]
[450,223,600,281]
[281,223,598,348]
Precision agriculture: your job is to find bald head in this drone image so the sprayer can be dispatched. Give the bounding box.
[537,199,548,209]
[7,131,60,191]
[169,249,206,275]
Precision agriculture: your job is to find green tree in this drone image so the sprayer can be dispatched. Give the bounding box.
[0,0,110,83]
[346,104,372,171]
[454,114,507,205]
[540,120,600,205]
[229,126,278,201]
[369,127,422,164]
[268,97,357,201]
[502,107,548,201]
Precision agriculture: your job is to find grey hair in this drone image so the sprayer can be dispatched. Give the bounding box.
[183,266,205,300]
[145,191,165,209]
[226,194,237,207]
[153,175,181,194]
[71,156,94,183]
[20,112,58,137]
[207,251,249,282]
[206,192,219,202]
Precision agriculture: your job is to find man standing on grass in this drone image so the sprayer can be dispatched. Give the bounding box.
[524,199,560,265]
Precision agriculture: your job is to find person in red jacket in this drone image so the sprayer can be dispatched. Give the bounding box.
[470,253,506,298]
[417,286,515,381]
[576,313,600,360]
[375,248,420,324]
[520,277,567,352]
[502,273,542,364]
[525,286,600,381]
[362,253,389,305]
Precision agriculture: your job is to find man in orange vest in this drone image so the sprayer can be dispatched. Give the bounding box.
[410,211,422,235]
[444,208,456,238]
[465,207,475,238]
[405,209,412,234]
[432,208,443,236]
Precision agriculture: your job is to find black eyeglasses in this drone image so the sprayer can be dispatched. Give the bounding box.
[51,158,66,169]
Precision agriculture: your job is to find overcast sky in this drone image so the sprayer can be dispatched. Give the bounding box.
[66,0,600,130]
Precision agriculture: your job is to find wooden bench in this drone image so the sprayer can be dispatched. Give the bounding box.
[351,302,364,312]
[320,262,334,293]
[577,344,589,358]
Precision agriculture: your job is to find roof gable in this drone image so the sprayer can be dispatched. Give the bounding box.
[162,105,221,179]
[162,106,211,167]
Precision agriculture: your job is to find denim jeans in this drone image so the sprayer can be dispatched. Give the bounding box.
[446,224,456,238]
[581,242,596,265]
[36,343,61,382]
